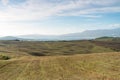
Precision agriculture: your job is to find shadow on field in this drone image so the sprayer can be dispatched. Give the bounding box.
[28,52,46,56]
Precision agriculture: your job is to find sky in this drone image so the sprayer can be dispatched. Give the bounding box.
[0,0,120,36]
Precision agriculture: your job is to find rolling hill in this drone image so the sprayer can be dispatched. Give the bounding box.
[0,36,26,41]
[0,39,120,80]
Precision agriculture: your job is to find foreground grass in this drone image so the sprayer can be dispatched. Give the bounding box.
[0,52,120,80]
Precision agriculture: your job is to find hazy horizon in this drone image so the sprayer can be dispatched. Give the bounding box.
[0,27,119,37]
[0,0,120,36]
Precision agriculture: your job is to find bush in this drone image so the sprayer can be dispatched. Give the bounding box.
[0,55,10,60]
[28,52,46,56]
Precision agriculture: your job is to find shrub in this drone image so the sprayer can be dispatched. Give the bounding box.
[28,52,46,56]
[0,55,10,60]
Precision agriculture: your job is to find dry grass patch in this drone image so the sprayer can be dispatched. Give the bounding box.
[0,52,120,80]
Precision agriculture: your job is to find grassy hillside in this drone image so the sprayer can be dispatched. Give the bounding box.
[0,40,119,58]
[0,40,120,80]
[93,37,120,52]
[95,37,120,42]
[0,52,120,80]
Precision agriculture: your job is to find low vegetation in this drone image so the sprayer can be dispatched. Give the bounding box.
[0,55,10,60]
[0,38,120,57]
[0,38,120,80]
[0,52,120,80]
[95,36,120,42]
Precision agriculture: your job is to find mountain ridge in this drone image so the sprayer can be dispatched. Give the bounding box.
[0,28,120,41]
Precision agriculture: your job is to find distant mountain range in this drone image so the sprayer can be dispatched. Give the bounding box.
[0,28,120,41]
[62,27,120,39]
[0,36,22,40]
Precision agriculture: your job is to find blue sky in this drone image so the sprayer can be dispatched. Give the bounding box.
[0,0,120,36]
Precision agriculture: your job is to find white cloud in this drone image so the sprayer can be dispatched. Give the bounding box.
[0,22,84,36]
[109,24,120,28]
[64,6,120,16]
[81,15,102,18]
[0,0,120,21]
[1,0,9,5]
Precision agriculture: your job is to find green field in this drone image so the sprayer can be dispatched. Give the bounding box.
[0,40,120,58]
[0,40,120,80]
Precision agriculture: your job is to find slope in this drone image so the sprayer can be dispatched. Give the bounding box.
[0,52,120,80]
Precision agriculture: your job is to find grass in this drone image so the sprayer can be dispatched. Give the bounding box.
[95,37,120,42]
[0,39,120,80]
[0,40,119,58]
[0,52,120,80]
[0,55,10,60]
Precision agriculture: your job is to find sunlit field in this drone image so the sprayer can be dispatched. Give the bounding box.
[0,40,120,80]
[0,52,120,80]
[0,0,120,80]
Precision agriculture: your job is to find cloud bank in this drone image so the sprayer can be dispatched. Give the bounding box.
[0,0,120,21]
